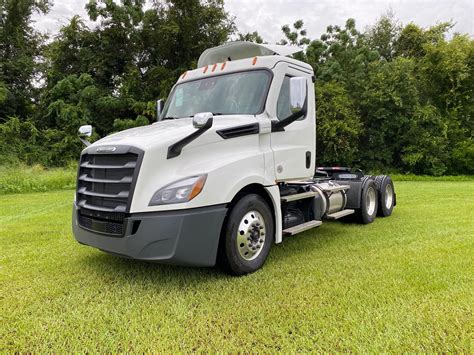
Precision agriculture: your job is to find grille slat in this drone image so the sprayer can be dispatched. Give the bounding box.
[76,149,142,236]
[78,174,133,184]
[77,200,127,213]
[80,161,136,169]
[77,187,129,199]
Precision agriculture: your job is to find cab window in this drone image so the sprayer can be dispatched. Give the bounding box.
[277,76,291,120]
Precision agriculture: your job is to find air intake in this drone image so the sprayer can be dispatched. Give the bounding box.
[76,145,143,236]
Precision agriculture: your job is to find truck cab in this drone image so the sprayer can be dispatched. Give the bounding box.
[73,42,395,275]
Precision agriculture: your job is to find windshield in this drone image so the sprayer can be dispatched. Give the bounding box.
[162,70,271,118]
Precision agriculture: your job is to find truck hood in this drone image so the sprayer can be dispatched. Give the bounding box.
[89,115,262,152]
[93,118,196,150]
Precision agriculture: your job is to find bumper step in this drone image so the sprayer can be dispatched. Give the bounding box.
[283,220,322,236]
[326,209,355,220]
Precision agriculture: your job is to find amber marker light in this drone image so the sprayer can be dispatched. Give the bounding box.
[189,175,207,200]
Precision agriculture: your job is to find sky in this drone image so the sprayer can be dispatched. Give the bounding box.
[33,0,473,43]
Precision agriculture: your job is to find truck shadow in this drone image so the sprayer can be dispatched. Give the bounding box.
[81,251,230,288]
[79,222,347,287]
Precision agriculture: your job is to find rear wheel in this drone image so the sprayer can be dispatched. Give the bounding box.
[218,194,274,275]
[357,180,378,224]
[374,175,395,217]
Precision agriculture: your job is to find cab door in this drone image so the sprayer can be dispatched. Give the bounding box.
[269,64,316,181]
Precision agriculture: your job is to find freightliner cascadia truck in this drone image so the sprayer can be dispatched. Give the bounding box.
[73,42,396,275]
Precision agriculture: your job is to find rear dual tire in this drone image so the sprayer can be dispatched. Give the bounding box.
[374,175,395,217]
[357,180,378,224]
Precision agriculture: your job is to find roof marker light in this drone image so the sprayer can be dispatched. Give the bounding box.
[212,63,218,72]
[221,62,226,70]
[252,57,258,65]
[181,71,187,79]
[203,66,208,74]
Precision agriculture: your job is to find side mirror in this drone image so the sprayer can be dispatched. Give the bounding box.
[193,112,213,129]
[78,125,93,146]
[289,77,307,113]
[156,99,165,121]
[272,77,308,132]
[79,125,92,137]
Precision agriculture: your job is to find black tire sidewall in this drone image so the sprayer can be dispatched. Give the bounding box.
[221,194,274,275]
[378,176,394,217]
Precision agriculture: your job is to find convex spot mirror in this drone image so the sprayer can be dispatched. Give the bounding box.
[156,99,165,121]
[193,112,213,129]
[289,77,307,113]
[78,125,92,137]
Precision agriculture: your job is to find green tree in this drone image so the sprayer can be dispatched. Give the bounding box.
[366,10,401,61]
[280,20,310,47]
[38,0,235,158]
[237,31,263,43]
[316,82,362,166]
[0,0,51,118]
[279,20,310,61]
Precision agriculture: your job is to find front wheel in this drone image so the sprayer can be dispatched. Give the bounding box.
[218,194,274,275]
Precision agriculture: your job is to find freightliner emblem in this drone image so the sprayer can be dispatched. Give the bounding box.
[96,146,117,153]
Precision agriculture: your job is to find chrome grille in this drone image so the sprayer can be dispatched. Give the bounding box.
[76,146,143,236]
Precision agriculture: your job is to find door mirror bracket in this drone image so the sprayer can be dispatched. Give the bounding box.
[78,125,93,146]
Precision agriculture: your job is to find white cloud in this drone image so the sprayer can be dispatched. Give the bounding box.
[33,0,473,42]
[32,0,90,36]
[225,0,474,43]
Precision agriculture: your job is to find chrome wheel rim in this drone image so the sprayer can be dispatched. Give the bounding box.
[385,183,393,210]
[236,210,266,261]
[366,186,376,216]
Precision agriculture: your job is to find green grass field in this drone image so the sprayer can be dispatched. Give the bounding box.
[1,181,473,352]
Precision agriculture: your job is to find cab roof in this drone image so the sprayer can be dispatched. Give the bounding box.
[198,41,302,67]
[178,42,313,84]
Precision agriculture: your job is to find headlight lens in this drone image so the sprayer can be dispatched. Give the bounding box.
[149,175,207,206]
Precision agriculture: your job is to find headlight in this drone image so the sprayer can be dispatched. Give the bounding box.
[149,175,207,206]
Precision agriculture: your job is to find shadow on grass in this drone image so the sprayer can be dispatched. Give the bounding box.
[77,222,347,288]
[81,251,228,287]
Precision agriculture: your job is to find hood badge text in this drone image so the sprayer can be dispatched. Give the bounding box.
[96,146,117,153]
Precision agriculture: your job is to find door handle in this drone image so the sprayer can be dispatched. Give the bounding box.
[306,151,311,169]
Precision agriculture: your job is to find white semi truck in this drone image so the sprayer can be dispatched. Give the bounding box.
[73,42,396,275]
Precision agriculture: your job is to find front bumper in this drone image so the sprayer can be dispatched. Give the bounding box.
[72,203,228,266]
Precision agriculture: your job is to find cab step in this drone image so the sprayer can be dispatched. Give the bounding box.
[326,209,355,220]
[283,220,322,236]
[281,191,317,202]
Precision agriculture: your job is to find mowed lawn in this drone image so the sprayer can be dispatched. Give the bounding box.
[0,181,472,352]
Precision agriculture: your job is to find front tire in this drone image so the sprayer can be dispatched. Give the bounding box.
[218,194,274,276]
[357,180,378,224]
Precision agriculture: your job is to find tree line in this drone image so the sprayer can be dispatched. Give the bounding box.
[0,0,472,175]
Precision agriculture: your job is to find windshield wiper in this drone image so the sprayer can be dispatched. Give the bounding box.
[187,112,224,118]
[162,116,178,120]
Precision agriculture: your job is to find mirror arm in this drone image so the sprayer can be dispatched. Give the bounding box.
[167,117,213,159]
[79,137,91,147]
[271,98,308,132]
